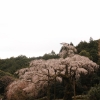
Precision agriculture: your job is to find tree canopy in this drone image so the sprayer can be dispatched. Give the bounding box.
[5,43,99,100]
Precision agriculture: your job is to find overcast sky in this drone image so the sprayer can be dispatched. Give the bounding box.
[0,0,100,59]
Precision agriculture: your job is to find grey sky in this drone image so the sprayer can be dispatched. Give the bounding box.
[0,0,100,59]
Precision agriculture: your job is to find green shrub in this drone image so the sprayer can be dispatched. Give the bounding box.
[87,84,100,100]
[0,70,13,78]
[0,75,14,94]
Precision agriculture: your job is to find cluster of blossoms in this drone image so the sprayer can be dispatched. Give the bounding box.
[59,43,77,58]
[61,55,98,79]
[6,43,99,99]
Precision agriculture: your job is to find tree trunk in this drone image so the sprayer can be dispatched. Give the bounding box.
[54,70,56,100]
[63,84,73,100]
[73,79,76,100]
[47,69,50,100]
[63,65,73,100]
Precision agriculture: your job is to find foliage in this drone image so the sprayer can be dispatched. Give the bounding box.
[87,84,100,100]
[76,70,100,96]
[0,55,29,74]
[90,49,98,62]
[76,73,95,95]
[0,40,100,100]
[72,95,87,100]
[76,38,98,63]
[0,70,13,78]
[0,75,14,94]
[5,44,99,100]
[50,82,64,99]
[70,42,74,46]
[76,41,89,53]
[79,50,92,59]
[0,51,59,75]
[42,50,59,60]
[97,57,100,65]
[0,70,14,99]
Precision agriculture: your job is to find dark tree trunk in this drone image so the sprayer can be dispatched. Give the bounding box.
[63,79,73,100]
[63,65,73,100]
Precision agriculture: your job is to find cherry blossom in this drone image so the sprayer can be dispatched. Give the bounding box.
[6,43,99,99]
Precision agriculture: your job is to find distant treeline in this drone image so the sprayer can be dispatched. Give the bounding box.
[0,37,100,75]
[76,37,100,64]
[0,51,59,74]
[0,37,100,100]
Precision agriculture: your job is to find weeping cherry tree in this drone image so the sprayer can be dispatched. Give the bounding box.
[6,43,99,100]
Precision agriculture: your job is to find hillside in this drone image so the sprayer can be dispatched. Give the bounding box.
[98,39,100,56]
[5,43,99,100]
[0,39,100,100]
[0,70,13,78]
[76,38,100,64]
[0,70,14,99]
